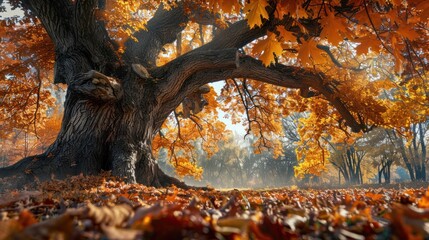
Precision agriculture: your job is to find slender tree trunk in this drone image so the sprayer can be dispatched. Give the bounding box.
[397,138,416,181]
[418,123,427,181]
[342,167,350,183]
[415,165,425,181]
[384,163,392,184]
[416,166,421,181]
[378,165,382,184]
[338,168,341,185]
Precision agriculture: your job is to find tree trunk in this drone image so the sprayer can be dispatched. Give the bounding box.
[418,123,426,181]
[385,164,391,184]
[338,169,341,185]
[0,72,187,190]
[342,167,350,183]
[415,165,425,181]
[397,136,416,181]
[378,165,382,184]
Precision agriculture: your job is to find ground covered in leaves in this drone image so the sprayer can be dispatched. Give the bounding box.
[1,174,429,239]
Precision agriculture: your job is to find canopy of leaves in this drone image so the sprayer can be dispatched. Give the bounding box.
[0,0,428,177]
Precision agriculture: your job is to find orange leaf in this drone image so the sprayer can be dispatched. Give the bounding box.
[252,32,283,66]
[320,9,347,46]
[243,0,269,28]
[397,23,420,41]
[277,26,296,43]
[365,192,383,201]
[276,0,308,18]
[165,189,178,202]
[221,0,241,14]
[297,39,325,66]
[18,210,38,227]
[418,188,429,208]
[355,35,381,55]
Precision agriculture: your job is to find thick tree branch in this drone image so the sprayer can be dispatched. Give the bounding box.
[123,4,188,66]
[233,57,365,133]
[123,2,222,67]
[195,16,294,53]
[154,48,240,102]
[154,56,365,133]
[126,1,290,68]
[150,13,295,121]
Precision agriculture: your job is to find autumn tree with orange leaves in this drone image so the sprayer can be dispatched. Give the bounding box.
[0,0,428,190]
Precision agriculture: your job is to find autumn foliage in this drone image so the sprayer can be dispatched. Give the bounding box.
[1,0,428,179]
[1,1,429,238]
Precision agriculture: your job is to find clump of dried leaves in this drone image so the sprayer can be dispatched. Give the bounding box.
[1,173,429,240]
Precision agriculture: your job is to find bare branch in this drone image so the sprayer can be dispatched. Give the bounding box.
[194,16,294,53]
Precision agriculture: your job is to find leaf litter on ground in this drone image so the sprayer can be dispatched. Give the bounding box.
[0,173,429,239]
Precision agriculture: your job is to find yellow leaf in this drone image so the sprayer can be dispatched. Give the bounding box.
[252,32,283,66]
[418,187,429,208]
[243,0,269,28]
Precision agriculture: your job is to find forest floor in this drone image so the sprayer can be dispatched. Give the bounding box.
[1,173,429,239]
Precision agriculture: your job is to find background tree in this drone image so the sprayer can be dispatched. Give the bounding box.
[387,121,428,181]
[0,108,62,165]
[330,143,367,184]
[197,136,246,187]
[365,129,401,184]
[0,0,428,189]
[190,134,297,188]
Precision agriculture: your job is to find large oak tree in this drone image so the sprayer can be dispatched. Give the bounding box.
[0,0,427,189]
